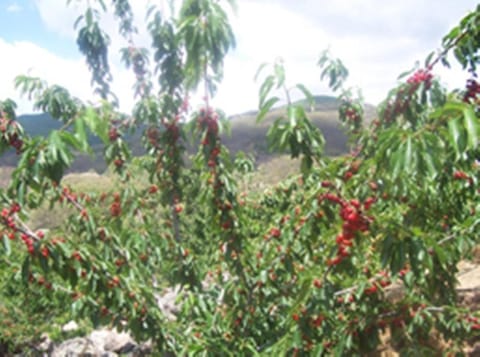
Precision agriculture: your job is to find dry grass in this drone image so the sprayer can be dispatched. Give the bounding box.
[27,171,116,230]
[245,155,300,193]
[226,107,350,161]
[0,167,15,189]
[62,170,114,192]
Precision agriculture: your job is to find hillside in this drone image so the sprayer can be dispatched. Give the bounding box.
[226,95,375,160]
[0,96,376,172]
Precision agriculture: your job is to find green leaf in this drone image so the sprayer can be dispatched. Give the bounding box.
[288,278,312,316]
[74,116,88,149]
[48,131,61,162]
[295,84,314,110]
[300,155,312,175]
[444,26,460,44]
[274,60,285,89]
[17,181,26,205]
[422,150,439,178]
[74,14,84,29]
[40,254,49,273]
[254,62,269,82]
[405,136,413,173]
[288,105,304,128]
[392,144,405,179]
[256,96,279,123]
[258,75,275,108]
[433,244,448,266]
[83,107,109,144]
[424,51,435,67]
[463,106,479,149]
[278,126,289,149]
[97,0,107,12]
[448,117,463,157]
[295,128,303,143]
[404,271,414,288]
[2,235,11,255]
[85,7,93,26]
[397,68,414,80]
[391,241,406,274]
[381,235,393,268]
[21,257,30,281]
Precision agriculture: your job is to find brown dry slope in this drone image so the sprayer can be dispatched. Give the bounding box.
[225,95,376,163]
[370,260,480,356]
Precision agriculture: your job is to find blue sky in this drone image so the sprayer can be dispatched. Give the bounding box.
[0,0,478,115]
[0,1,77,58]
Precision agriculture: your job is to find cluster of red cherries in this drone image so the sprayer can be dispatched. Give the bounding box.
[318,184,375,267]
[464,78,480,103]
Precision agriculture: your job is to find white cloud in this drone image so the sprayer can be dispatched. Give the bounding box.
[19,0,480,116]
[211,1,332,112]
[33,0,81,38]
[0,38,89,113]
[30,0,151,102]
[0,38,138,115]
[6,2,22,13]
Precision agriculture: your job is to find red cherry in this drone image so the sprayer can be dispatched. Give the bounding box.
[174,204,183,214]
[471,323,480,330]
[269,227,281,238]
[350,199,360,209]
[327,256,342,266]
[365,284,378,295]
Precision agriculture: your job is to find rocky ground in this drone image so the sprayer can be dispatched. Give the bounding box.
[12,285,181,357]
[37,328,150,356]
[375,260,480,356]
[12,262,480,356]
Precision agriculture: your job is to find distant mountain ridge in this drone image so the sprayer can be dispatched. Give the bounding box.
[0,95,375,172]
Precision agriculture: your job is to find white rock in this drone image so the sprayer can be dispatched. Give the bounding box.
[51,337,105,357]
[156,285,182,321]
[36,333,54,353]
[61,320,79,332]
[89,328,136,353]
